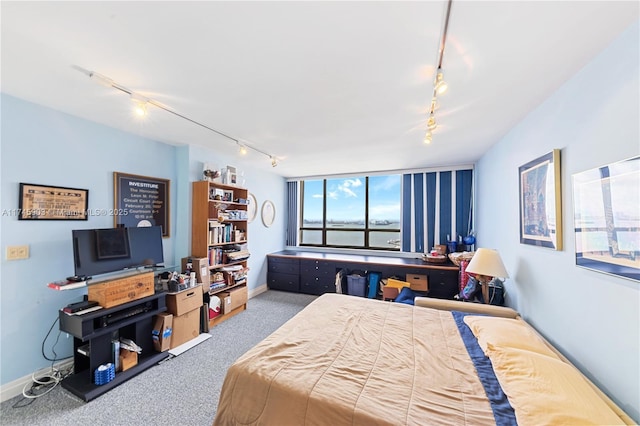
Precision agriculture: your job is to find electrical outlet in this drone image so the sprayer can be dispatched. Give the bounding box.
[6,245,29,260]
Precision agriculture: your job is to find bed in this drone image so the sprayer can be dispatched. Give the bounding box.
[213,293,633,425]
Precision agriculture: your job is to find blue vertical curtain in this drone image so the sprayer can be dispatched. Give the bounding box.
[402,169,473,253]
[286,181,298,246]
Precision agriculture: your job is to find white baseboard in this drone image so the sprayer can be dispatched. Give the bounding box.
[248,283,268,299]
[0,359,74,403]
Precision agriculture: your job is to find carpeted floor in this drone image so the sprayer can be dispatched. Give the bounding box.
[0,290,317,426]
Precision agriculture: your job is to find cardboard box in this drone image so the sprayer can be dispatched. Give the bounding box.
[151,312,173,352]
[407,274,428,292]
[170,308,200,349]
[88,272,154,309]
[385,278,410,290]
[382,286,399,301]
[119,349,138,372]
[166,285,203,316]
[219,285,248,314]
[181,257,210,290]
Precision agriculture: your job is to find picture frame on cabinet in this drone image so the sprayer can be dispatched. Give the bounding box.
[518,149,562,250]
[222,190,234,202]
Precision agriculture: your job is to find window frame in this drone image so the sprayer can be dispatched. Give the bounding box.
[299,176,401,251]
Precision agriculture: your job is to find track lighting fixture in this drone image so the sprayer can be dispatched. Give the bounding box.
[134,102,147,116]
[427,114,437,131]
[76,66,279,167]
[89,71,114,88]
[423,0,453,146]
[424,131,433,144]
[130,93,149,116]
[434,68,448,95]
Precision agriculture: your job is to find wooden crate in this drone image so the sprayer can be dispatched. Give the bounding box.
[88,272,154,308]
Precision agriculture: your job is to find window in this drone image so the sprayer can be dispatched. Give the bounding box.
[300,175,401,250]
[291,167,474,253]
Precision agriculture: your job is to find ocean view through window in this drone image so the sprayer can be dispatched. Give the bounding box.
[300,175,401,250]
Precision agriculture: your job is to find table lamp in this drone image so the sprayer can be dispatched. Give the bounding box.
[465,248,509,304]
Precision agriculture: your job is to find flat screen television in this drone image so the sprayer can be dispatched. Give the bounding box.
[72,226,164,278]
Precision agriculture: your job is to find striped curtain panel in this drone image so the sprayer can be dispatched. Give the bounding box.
[285,181,298,246]
[402,169,473,253]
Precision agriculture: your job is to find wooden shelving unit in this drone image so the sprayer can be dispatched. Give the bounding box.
[191,180,249,328]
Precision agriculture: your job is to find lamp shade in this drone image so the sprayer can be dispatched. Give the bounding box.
[466,248,509,279]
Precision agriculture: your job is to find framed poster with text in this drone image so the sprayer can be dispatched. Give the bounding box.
[18,183,88,220]
[114,172,170,237]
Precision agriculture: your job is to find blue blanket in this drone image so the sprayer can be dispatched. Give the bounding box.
[452,311,517,426]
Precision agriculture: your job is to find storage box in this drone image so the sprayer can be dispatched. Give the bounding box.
[181,257,210,291]
[382,286,399,301]
[347,274,366,297]
[88,272,154,309]
[151,312,173,352]
[170,308,201,349]
[166,285,203,316]
[119,349,138,372]
[385,278,410,290]
[219,286,248,314]
[407,274,428,292]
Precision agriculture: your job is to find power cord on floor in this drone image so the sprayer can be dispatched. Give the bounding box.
[12,316,74,408]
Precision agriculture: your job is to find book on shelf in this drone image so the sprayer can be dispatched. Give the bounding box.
[48,279,87,290]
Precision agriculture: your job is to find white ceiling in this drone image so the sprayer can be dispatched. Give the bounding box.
[2,2,638,178]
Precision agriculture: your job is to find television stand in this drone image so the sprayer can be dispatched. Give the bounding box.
[59,292,169,401]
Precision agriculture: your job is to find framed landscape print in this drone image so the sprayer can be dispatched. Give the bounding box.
[519,149,562,250]
[572,156,639,282]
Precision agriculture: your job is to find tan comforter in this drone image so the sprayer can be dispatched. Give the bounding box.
[213,293,496,426]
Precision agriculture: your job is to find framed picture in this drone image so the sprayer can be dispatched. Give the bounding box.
[518,149,562,250]
[572,155,639,282]
[18,183,88,220]
[114,172,170,237]
[261,200,276,227]
[222,190,234,202]
[247,193,258,223]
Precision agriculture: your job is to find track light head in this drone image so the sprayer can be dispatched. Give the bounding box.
[427,114,437,131]
[424,131,433,144]
[134,102,147,116]
[130,93,149,116]
[271,157,278,167]
[239,145,248,155]
[434,69,448,95]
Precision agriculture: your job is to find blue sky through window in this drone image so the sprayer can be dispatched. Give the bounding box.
[302,175,400,223]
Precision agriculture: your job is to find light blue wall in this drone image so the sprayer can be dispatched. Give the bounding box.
[0,95,179,384]
[0,94,285,385]
[0,94,285,387]
[475,21,639,421]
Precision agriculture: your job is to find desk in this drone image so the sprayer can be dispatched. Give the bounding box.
[267,251,459,299]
